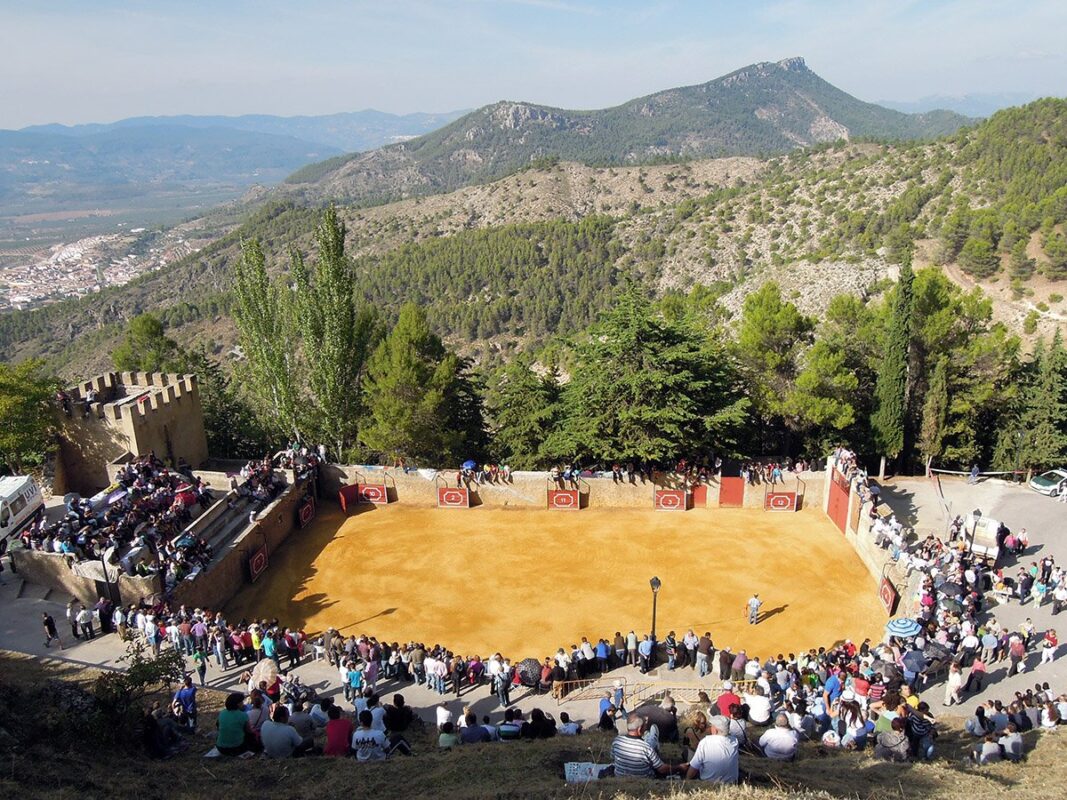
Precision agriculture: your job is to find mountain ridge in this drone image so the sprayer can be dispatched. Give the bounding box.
[281,57,973,206]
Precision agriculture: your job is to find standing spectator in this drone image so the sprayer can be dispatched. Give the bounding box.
[747,594,763,625]
[1041,629,1059,664]
[173,675,198,731]
[66,600,80,640]
[42,613,63,649]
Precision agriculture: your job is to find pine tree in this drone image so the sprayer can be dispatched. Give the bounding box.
[231,238,302,441]
[111,313,182,373]
[871,261,914,465]
[360,304,467,462]
[0,359,58,474]
[736,281,813,425]
[485,357,560,468]
[548,283,748,463]
[290,208,378,459]
[1015,333,1067,470]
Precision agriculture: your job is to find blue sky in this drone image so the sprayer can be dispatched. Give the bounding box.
[1,0,1064,128]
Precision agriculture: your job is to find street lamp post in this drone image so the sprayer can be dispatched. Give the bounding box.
[649,576,661,640]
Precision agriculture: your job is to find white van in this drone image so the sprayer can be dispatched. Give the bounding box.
[0,475,44,540]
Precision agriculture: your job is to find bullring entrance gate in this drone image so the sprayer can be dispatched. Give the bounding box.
[827,468,850,533]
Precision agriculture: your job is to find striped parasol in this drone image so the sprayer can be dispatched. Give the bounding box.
[885,617,923,638]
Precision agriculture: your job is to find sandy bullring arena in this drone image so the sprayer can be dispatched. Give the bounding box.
[227,504,886,658]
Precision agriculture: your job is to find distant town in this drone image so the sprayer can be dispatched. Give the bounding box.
[0,226,213,310]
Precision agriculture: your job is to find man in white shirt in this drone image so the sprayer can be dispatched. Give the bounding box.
[686,716,739,783]
[744,686,773,726]
[758,714,799,760]
[435,701,453,729]
[351,710,388,761]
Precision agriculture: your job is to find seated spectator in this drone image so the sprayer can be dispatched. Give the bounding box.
[438,721,460,750]
[261,705,312,758]
[498,708,522,741]
[521,707,556,739]
[215,692,252,757]
[686,716,739,784]
[759,713,799,761]
[964,706,993,738]
[323,705,354,757]
[973,734,1002,765]
[351,710,388,761]
[873,718,909,762]
[598,705,619,733]
[744,685,773,726]
[681,711,708,760]
[998,723,1024,762]
[460,712,491,744]
[611,713,679,778]
[288,701,315,740]
[557,712,581,735]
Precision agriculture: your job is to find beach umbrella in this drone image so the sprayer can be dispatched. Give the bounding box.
[462,460,477,471]
[938,582,963,597]
[901,650,927,673]
[515,657,541,687]
[940,597,963,614]
[923,641,950,660]
[885,618,922,638]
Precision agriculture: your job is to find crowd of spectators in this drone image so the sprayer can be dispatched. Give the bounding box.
[20,453,215,585]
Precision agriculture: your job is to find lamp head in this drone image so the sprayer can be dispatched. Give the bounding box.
[650,577,661,593]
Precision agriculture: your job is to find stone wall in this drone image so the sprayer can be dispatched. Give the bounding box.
[11,549,161,606]
[322,465,822,512]
[822,463,908,612]
[172,480,308,612]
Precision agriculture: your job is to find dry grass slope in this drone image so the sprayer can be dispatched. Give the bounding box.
[1,652,1063,800]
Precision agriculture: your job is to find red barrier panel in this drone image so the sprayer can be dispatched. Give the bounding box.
[691,484,708,507]
[248,545,269,583]
[654,489,688,511]
[828,469,850,534]
[765,491,797,512]
[338,484,360,514]
[297,496,317,528]
[879,578,899,615]
[437,487,470,508]
[547,489,580,510]
[357,484,390,504]
[719,477,745,507]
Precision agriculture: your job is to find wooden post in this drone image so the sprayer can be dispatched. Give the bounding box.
[879,455,886,481]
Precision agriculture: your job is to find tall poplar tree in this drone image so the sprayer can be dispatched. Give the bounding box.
[871,261,914,468]
[231,238,302,441]
[290,207,377,459]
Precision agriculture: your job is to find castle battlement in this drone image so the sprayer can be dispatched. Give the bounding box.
[58,371,208,494]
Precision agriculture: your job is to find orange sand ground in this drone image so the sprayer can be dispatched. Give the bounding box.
[227,505,886,660]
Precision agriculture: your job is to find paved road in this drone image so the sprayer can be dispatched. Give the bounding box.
[880,476,1067,703]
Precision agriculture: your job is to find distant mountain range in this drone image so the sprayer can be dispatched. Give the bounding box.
[19,108,470,153]
[0,109,468,237]
[283,57,974,205]
[878,91,1041,118]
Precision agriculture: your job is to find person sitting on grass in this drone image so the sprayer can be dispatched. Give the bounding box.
[323,705,354,757]
[873,717,909,762]
[438,721,461,750]
[215,692,252,757]
[261,704,314,758]
[685,715,738,784]
[611,713,683,778]
[558,712,581,735]
[351,710,389,761]
[460,712,491,744]
[758,713,799,761]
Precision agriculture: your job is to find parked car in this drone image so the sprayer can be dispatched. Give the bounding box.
[1030,468,1067,496]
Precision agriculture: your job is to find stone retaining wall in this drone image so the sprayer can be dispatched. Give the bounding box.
[11,549,161,606]
[173,480,308,612]
[322,464,821,512]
